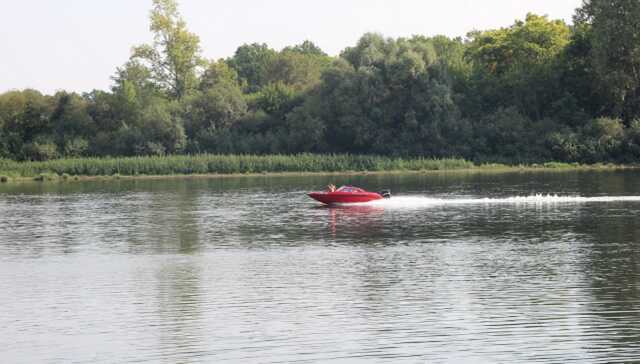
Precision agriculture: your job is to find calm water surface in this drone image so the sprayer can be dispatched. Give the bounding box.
[1,171,640,363]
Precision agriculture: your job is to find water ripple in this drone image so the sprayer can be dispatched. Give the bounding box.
[1,172,640,362]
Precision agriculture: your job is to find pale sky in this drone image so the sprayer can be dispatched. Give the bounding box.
[0,0,583,94]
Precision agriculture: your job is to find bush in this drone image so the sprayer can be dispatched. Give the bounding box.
[63,137,89,157]
[21,141,59,161]
[34,173,58,181]
[579,117,625,162]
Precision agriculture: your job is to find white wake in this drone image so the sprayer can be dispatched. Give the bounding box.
[366,194,640,209]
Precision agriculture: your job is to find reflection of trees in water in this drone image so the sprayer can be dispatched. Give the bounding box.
[230,199,389,248]
[175,185,201,254]
[577,211,640,354]
[0,194,98,256]
[133,185,203,254]
[155,260,205,363]
[0,196,53,256]
[324,205,386,242]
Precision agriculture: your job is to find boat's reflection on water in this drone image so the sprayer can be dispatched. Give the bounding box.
[314,204,385,239]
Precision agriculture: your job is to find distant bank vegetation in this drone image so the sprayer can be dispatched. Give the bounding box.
[0,154,630,182]
[0,154,474,179]
[2,0,640,166]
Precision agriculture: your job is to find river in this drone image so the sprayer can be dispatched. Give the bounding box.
[1,171,640,363]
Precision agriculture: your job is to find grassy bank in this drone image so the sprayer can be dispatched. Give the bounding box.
[0,154,472,180]
[0,154,634,183]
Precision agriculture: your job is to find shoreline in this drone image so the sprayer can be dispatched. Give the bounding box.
[1,163,638,184]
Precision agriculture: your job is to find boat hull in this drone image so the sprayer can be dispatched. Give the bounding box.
[307,191,384,205]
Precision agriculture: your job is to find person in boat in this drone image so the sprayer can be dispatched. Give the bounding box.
[327,183,336,192]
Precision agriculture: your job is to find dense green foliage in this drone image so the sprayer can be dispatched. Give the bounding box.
[2,0,640,164]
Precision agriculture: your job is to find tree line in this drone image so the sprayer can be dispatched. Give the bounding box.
[1,0,640,164]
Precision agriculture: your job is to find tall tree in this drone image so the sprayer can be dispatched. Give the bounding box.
[0,90,53,159]
[131,0,204,99]
[282,40,327,57]
[228,43,277,93]
[466,13,571,119]
[50,92,93,156]
[318,35,463,156]
[182,60,247,149]
[556,23,604,122]
[576,0,640,120]
[267,50,331,91]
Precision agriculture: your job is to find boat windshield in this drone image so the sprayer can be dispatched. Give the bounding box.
[336,186,364,193]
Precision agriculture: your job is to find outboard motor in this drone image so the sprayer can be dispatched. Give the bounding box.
[379,189,391,199]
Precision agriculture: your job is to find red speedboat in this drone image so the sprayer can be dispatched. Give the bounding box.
[308,186,391,205]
